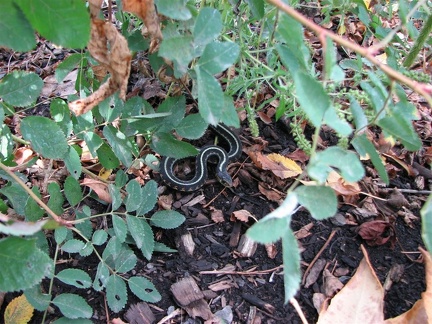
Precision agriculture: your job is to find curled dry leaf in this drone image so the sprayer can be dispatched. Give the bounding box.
[210,208,225,223]
[14,147,34,165]
[231,209,254,223]
[357,220,396,247]
[326,171,361,198]
[158,194,173,210]
[69,17,131,116]
[122,0,162,52]
[317,245,384,324]
[81,177,112,204]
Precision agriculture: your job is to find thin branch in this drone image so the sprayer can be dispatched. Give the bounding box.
[0,161,67,225]
[266,0,432,106]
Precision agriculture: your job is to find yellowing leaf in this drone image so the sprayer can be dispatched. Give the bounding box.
[98,167,112,180]
[376,53,387,64]
[317,245,384,323]
[267,153,302,179]
[4,295,34,324]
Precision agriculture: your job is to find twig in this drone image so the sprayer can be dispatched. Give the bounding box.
[301,229,337,285]
[266,0,432,106]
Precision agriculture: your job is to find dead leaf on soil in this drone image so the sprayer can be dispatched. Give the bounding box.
[124,302,156,324]
[326,171,361,203]
[357,220,396,246]
[14,147,34,165]
[258,183,284,202]
[245,146,302,179]
[317,245,384,323]
[210,208,225,223]
[294,222,313,240]
[81,177,112,203]
[231,209,255,223]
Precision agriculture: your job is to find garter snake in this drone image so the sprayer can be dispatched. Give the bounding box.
[160,124,242,191]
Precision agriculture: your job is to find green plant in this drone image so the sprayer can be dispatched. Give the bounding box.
[0,0,241,320]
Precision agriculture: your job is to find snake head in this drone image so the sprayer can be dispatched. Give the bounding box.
[216,171,233,187]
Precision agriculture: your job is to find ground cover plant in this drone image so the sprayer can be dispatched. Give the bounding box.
[0,0,431,322]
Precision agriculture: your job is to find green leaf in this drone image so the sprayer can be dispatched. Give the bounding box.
[96,143,120,169]
[47,182,64,215]
[125,180,142,213]
[155,0,191,20]
[0,237,52,292]
[352,134,389,185]
[92,230,108,246]
[0,0,36,51]
[24,285,51,311]
[197,41,240,75]
[24,186,45,221]
[246,0,265,19]
[151,132,198,159]
[276,14,310,71]
[377,110,422,151]
[151,210,185,229]
[54,227,70,245]
[64,176,83,207]
[15,0,90,49]
[55,53,83,83]
[56,269,92,289]
[93,262,110,291]
[421,195,432,253]
[64,147,82,179]
[21,116,68,159]
[98,93,124,123]
[0,71,43,107]
[293,72,331,128]
[195,66,225,125]
[82,131,103,157]
[109,185,123,211]
[115,248,137,273]
[156,96,186,132]
[154,242,177,253]
[175,114,208,139]
[50,99,73,137]
[0,124,13,160]
[103,125,134,167]
[349,96,368,131]
[52,293,92,319]
[193,8,222,46]
[324,37,345,82]
[295,186,337,219]
[308,147,365,183]
[247,195,298,243]
[79,242,93,257]
[126,215,154,260]
[61,239,85,253]
[323,107,352,137]
[220,94,241,128]
[112,214,128,243]
[159,35,195,77]
[128,277,162,303]
[115,169,128,187]
[0,181,28,216]
[282,229,301,303]
[75,207,93,239]
[136,180,158,216]
[106,275,127,312]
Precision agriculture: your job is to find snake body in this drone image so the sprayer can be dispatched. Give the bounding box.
[160,124,242,191]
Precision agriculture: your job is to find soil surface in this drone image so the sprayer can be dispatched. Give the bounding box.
[0,19,429,324]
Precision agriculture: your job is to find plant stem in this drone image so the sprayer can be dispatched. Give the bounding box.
[0,161,67,225]
[266,0,432,106]
[403,13,432,68]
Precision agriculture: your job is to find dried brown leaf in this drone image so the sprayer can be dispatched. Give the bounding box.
[81,177,112,203]
[357,220,395,246]
[318,245,384,323]
[122,0,162,52]
[231,209,254,223]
